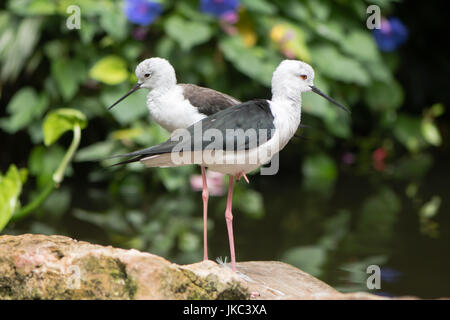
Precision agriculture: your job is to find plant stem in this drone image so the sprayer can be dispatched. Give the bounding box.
[12,124,81,221]
[11,181,55,221]
[53,124,81,185]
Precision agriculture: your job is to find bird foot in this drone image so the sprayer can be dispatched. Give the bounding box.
[250,291,260,299]
[235,172,249,183]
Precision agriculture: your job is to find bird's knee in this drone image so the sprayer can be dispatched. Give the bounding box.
[202,189,209,201]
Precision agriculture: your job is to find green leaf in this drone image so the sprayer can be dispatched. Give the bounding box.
[99,7,127,41]
[43,108,87,146]
[8,0,56,15]
[340,30,380,62]
[51,58,86,101]
[89,55,129,85]
[393,114,427,152]
[0,87,48,134]
[219,36,278,86]
[165,16,213,51]
[419,196,441,219]
[310,45,370,85]
[365,80,404,111]
[421,120,442,146]
[0,165,27,232]
[241,0,277,14]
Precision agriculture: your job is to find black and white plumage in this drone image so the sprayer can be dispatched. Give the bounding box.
[110,60,349,176]
[112,99,274,165]
[109,58,241,132]
[108,59,349,272]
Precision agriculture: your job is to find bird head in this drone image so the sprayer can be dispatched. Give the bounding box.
[272,59,350,113]
[108,57,176,110]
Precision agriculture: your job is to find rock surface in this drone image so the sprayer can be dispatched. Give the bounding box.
[0,234,420,300]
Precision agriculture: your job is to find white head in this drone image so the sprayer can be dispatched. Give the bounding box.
[135,57,177,90]
[271,59,349,113]
[108,57,177,110]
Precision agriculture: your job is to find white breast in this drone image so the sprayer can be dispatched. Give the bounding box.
[146,86,205,133]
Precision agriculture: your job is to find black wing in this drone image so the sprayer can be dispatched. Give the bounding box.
[179,84,241,116]
[111,99,275,164]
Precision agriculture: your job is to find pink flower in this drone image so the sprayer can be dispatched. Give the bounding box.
[190,170,225,196]
[372,148,387,171]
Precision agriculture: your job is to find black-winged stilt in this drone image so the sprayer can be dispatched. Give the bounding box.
[109,59,349,271]
[108,57,241,261]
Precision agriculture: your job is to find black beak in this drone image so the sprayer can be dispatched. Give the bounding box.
[309,85,350,113]
[108,83,142,110]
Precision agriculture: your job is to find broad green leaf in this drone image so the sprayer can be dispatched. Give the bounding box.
[0,17,42,81]
[51,58,86,101]
[165,16,212,51]
[310,45,370,85]
[43,108,87,146]
[393,114,427,152]
[307,0,330,21]
[8,0,56,15]
[219,36,278,86]
[28,145,69,187]
[340,30,380,62]
[99,7,127,41]
[0,87,48,134]
[421,120,442,146]
[241,0,277,14]
[89,55,129,85]
[0,165,27,232]
[364,80,404,111]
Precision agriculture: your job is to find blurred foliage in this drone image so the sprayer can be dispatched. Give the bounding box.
[0,0,447,296]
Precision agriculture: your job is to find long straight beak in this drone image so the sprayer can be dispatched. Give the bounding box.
[108,83,142,110]
[309,85,350,113]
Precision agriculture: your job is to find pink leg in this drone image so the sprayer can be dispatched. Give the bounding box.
[236,172,249,184]
[225,175,237,271]
[201,166,209,261]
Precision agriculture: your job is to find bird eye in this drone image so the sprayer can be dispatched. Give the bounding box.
[144,73,150,78]
[300,74,307,80]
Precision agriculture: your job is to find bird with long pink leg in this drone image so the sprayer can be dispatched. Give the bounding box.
[108,57,241,261]
[109,59,350,272]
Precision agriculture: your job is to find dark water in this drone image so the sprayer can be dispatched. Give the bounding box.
[207,150,450,299]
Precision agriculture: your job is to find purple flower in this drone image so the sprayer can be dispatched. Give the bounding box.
[372,17,409,52]
[200,0,240,18]
[381,267,402,283]
[123,0,163,26]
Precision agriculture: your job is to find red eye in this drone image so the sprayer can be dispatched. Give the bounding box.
[300,74,307,80]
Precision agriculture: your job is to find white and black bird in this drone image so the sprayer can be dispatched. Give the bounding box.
[109,59,350,271]
[108,57,241,261]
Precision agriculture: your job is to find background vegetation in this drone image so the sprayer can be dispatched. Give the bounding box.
[0,0,449,298]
